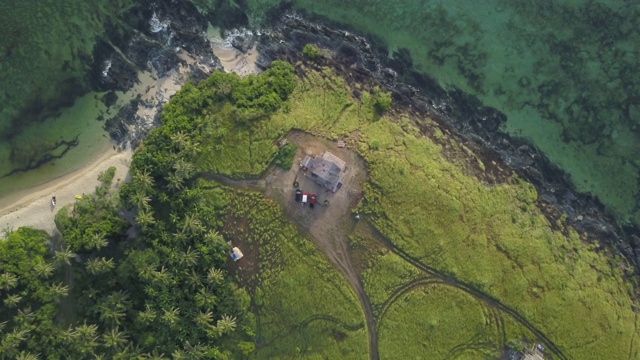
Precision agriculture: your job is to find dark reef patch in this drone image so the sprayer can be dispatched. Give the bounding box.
[1,135,80,179]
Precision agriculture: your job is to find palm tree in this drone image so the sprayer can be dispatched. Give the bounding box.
[137,263,157,281]
[72,322,100,354]
[161,307,180,327]
[215,315,237,335]
[173,231,187,244]
[137,305,156,324]
[195,288,217,309]
[181,213,203,235]
[133,170,154,190]
[4,294,22,308]
[0,272,18,290]
[1,330,27,354]
[15,351,38,360]
[172,131,189,150]
[173,158,195,180]
[102,327,128,350]
[141,350,169,360]
[14,308,35,325]
[99,304,126,327]
[151,266,171,286]
[186,270,202,290]
[166,172,184,191]
[135,209,156,229]
[207,268,224,285]
[89,233,109,250]
[131,190,151,210]
[171,349,189,360]
[204,230,224,245]
[195,310,214,328]
[54,247,77,266]
[86,257,115,275]
[33,261,55,279]
[49,282,69,300]
[183,341,206,359]
[185,141,201,158]
[180,246,201,267]
[62,325,78,344]
[98,291,130,327]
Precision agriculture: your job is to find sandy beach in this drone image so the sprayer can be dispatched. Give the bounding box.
[0,149,132,235]
[0,30,261,238]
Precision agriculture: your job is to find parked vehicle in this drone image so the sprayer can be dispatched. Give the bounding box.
[302,191,308,205]
[310,194,317,208]
[295,188,302,202]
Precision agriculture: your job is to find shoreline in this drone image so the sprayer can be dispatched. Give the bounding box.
[0,27,261,237]
[0,148,133,236]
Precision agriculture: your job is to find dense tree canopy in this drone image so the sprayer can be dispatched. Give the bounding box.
[0,61,296,359]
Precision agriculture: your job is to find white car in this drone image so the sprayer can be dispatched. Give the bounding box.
[302,192,308,205]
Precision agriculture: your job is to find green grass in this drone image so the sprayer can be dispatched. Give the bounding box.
[193,65,640,359]
[199,180,368,359]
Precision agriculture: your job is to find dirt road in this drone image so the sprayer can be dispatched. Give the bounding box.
[205,131,380,359]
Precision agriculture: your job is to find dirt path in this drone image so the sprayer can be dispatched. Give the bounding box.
[359,221,568,360]
[307,207,379,360]
[202,132,380,359]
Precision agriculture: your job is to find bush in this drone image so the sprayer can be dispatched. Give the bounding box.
[98,166,117,185]
[372,86,392,114]
[302,44,319,59]
[273,142,297,170]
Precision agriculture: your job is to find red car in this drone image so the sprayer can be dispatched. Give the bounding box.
[310,194,317,208]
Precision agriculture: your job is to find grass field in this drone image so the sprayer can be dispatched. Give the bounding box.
[192,63,640,359]
[199,180,368,358]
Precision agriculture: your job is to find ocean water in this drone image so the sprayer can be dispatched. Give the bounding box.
[0,0,134,201]
[244,0,640,224]
[1,0,639,226]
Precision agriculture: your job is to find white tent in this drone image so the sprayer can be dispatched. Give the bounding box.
[232,247,244,261]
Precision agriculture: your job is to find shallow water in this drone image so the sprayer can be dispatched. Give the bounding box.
[244,0,640,224]
[0,0,134,199]
[1,0,639,225]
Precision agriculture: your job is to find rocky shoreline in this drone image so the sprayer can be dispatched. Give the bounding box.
[255,11,640,276]
[92,2,639,275]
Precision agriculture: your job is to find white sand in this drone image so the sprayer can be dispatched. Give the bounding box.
[0,149,132,236]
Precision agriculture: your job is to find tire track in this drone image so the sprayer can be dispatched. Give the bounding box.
[365,223,567,360]
[374,276,442,323]
[297,314,365,356]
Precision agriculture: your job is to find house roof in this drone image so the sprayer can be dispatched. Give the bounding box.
[321,152,346,170]
[310,152,345,187]
[301,155,313,168]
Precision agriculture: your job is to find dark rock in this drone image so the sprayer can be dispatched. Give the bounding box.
[256,11,640,274]
[104,96,141,141]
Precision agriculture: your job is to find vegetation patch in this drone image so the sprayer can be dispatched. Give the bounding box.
[302,43,320,59]
[273,141,297,170]
[3,61,639,360]
[200,180,368,358]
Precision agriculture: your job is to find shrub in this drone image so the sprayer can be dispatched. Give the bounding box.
[98,166,117,185]
[302,44,319,59]
[372,86,392,114]
[273,142,297,170]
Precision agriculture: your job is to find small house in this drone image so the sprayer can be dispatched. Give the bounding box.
[308,151,346,192]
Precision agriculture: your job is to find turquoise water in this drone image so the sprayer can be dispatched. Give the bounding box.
[244,0,640,224]
[1,0,639,226]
